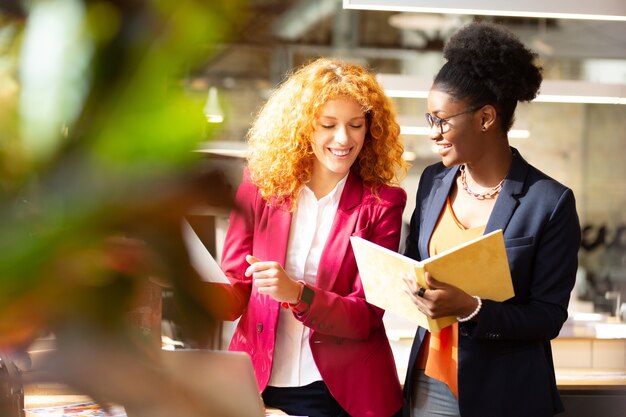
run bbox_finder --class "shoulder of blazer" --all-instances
[367,183,407,206]
[355,174,407,210]
[417,162,453,196]
[238,167,294,211]
[423,162,453,182]
[508,148,573,200]
[343,171,406,210]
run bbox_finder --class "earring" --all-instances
[481,126,487,131]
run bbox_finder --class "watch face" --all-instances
[301,285,315,304]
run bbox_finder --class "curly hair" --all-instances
[246,58,406,207]
[434,21,543,132]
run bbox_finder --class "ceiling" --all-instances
[194,0,626,89]
[186,0,626,149]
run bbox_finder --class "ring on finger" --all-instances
[417,287,426,298]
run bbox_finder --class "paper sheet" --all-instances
[181,218,229,283]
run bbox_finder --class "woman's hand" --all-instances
[403,272,478,319]
[245,255,301,304]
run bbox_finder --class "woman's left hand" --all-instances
[403,272,478,319]
[245,255,301,304]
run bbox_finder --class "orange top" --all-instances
[416,197,485,397]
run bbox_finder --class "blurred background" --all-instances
[196,0,626,322]
[1,1,625,416]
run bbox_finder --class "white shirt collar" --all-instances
[302,173,349,206]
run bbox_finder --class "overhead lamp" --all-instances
[273,0,339,40]
[203,86,224,123]
[402,150,417,161]
[377,74,626,105]
[343,0,626,22]
[377,74,431,98]
[195,140,247,158]
[398,118,530,139]
[533,80,626,104]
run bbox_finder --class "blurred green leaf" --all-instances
[0,0,244,350]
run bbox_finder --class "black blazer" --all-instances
[403,149,581,417]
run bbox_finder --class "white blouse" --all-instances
[267,175,348,387]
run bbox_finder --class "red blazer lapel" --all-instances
[316,172,363,290]
[263,202,292,266]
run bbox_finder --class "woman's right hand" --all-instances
[403,272,479,319]
[245,255,301,304]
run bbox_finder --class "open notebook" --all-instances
[352,229,514,332]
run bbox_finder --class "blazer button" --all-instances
[256,322,263,333]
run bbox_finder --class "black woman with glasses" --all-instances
[401,22,581,417]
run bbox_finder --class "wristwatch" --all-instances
[300,283,315,304]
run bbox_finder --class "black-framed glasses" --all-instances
[425,107,480,135]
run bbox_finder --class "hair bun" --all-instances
[443,22,542,102]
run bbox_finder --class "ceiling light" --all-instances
[274,0,339,40]
[400,124,530,139]
[388,12,461,32]
[402,150,417,161]
[536,80,626,104]
[377,74,626,105]
[203,86,224,123]
[195,140,247,158]
[343,0,626,22]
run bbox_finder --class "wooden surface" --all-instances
[24,393,290,416]
[555,368,626,390]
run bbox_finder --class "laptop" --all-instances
[159,349,266,417]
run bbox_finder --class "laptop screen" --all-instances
[158,349,265,417]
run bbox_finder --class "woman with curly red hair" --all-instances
[216,58,407,417]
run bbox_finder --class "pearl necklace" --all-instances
[459,164,505,200]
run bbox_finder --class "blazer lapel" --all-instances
[485,149,528,234]
[265,201,293,266]
[316,172,362,290]
[419,166,459,259]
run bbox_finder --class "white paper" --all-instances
[181,219,230,283]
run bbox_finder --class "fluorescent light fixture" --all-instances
[377,74,626,105]
[507,130,530,139]
[399,123,529,139]
[274,0,338,40]
[402,150,417,161]
[377,74,432,99]
[534,95,626,105]
[195,140,247,158]
[203,86,224,123]
[343,0,626,22]
[400,125,431,136]
[534,80,626,104]
[195,148,246,158]
[386,90,429,99]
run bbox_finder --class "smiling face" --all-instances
[310,97,367,184]
[427,88,483,167]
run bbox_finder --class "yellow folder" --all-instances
[351,229,514,332]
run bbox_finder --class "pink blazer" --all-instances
[217,170,406,417]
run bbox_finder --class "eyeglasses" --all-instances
[425,107,480,135]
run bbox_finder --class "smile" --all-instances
[329,148,351,156]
